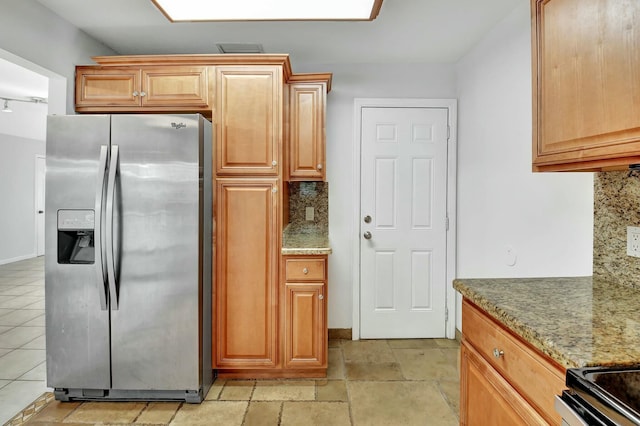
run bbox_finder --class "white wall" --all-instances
[0,0,116,114]
[0,133,45,263]
[295,63,457,328]
[454,4,593,327]
[0,1,116,263]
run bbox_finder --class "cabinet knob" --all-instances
[317,163,323,170]
[319,294,324,300]
[272,187,278,193]
[272,160,278,167]
[140,91,146,97]
[303,267,309,275]
[133,91,139,97]
[493,348,504,358]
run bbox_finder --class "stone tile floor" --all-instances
[1,257,461,425]
[0,257,48,425]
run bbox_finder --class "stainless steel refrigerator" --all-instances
[45,114,213,403]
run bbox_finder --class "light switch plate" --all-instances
[305,207,315,221]
[627,226,640,257]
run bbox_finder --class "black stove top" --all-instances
[566,366,640,425]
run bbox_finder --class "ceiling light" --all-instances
[2,100,11,113]
[152,0,383,21]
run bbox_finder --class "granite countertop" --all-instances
[454,277,640,369]
[281,223,332,255]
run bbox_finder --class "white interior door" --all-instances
[35,155,46,256]
[360,106,448,338]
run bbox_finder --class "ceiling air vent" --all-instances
[216,43,264,54]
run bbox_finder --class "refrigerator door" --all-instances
[109,114,205,391]
[45,115,112,389]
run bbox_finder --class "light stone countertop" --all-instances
[454,277,640,368]
[282,223,331,255]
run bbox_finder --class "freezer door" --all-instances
[109,114,206,390]
[45,115,112,389]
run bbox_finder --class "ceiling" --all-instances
[0,0,524,102]
[35,0,524,67]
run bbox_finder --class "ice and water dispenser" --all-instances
[57,210,95,264]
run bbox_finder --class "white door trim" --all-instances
[35,154,46,256]
[352,98,457,340]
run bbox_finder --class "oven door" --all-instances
[556,391,616,426]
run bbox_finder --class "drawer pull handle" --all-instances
[493,348,504,358]
[303,268,309,274]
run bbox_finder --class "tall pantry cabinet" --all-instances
[213,65,283,372]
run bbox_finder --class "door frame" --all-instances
[352,98,458,340]
[34,154,46,257]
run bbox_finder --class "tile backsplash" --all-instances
[593,171,640,289]
[287,182,328,228]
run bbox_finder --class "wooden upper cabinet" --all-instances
[215,66,282,176]
[288,82,326,181]
[75,65,211,112]
[141,67,210,108]
[215,178,279,369]
[532,0,640,171]
[76,67,140,107]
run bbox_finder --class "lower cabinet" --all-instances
[282,255,327,370]
[460,299,565,425]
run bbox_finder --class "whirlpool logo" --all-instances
[171,122,187,129]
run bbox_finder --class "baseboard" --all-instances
[0,253,37,266]
[328,328,352,340]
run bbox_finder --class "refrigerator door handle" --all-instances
[94,145,109,311]
[106,144,120,310]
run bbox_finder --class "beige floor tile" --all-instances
[205,378,226,400]
[134,401,181,424]
[170,401,247,426]
[438,380,460,419]
[393,348,459,380]
[27,399,81,422]
[0,310,43,327]
[342,340,395,363]
[252,381,315,401]
[326,348,344,379]
[220,380,255,400]
[386,339,441,349]
[315,380,348,401]
[0,326,45,349]
[349,381,457,426]
[0,349,46,380]
[243,401,281,426]
[345,362,405,380]
[64,401,146,424]
[435,338,461,348]
[281,402,350,426]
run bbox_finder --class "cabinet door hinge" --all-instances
[447,125,451,141]
[446,215,449,231]
[445,306,449,322]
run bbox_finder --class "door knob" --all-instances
[363,231,372,240]
[363,215,372,223]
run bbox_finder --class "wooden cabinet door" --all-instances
[141,66,210,108]
[215,178,279,369]
[532,0,640,171]
[283,283,326,368]
[76,67,141,107]
[215,66,282,176]
[460,341,547,426]
[288,83,326,180]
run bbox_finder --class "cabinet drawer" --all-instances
[285,258,326,281]
[462,300,565,425]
